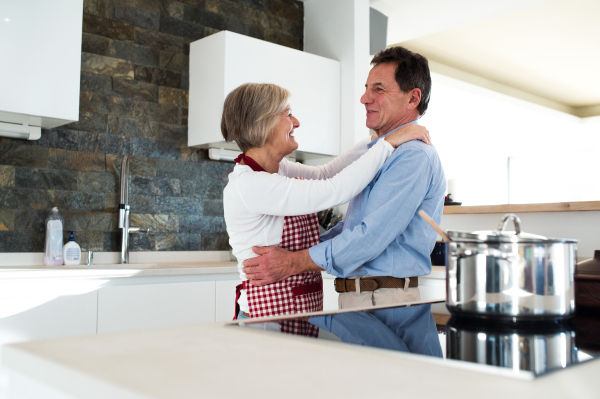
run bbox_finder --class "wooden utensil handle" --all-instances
[418,210,450,242]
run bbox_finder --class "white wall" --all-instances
[421,72,600,205]
[441,211,600,262]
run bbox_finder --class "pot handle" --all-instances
[496,213,521,235]
[454,247,515,260]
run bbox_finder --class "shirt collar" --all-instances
[367,119,420,149]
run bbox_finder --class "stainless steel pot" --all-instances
[446,214,578,320]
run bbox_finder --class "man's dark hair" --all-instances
[371,46,432,116]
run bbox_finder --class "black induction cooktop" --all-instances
[231,301,600,379]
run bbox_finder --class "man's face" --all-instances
[360,63,413,136]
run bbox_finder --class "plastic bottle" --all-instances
[62,231,81,265]
[44,207,64,266]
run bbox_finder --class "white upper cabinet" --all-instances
[0,0,83,139]
[188,31,341,157]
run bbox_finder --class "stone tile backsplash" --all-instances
[0,0,303,253]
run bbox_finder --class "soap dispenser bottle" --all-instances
[44,207,64,266]
[63,231,82,265]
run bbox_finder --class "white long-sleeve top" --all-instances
[223,137,393,313]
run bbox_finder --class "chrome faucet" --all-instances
[119,155,149,263]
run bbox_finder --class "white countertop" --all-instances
[3,318,598,399]
[0,262,239,280]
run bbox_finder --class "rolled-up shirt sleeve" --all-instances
[308,145,433,277]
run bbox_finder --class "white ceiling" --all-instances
[370,0,600,117]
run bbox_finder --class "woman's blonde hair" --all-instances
[221,83,290,153]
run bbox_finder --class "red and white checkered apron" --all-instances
[233,154,324,338]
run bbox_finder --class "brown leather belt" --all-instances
[334,276,418,293]
[242,312,251,318]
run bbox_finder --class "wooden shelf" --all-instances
[443,201,600,215]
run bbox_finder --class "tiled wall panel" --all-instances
[0,0,303,252]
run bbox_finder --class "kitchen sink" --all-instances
[63,263,163,270]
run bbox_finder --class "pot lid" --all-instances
[447,214,578,244]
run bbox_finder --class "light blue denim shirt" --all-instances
[308,120,446,278]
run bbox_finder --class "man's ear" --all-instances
[407,88,422,111]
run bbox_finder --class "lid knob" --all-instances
[497,213,521,235]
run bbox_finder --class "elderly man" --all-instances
[243,46,446,310]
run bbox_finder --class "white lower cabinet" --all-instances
[0,292,97,349]
[215,279,242,322]
[97,281,216,334]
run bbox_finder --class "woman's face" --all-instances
[265,105,300,156]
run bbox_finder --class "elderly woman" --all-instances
[222,83,430,336]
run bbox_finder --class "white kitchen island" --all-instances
[2,314,599,399]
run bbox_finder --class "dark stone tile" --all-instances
[230,0,264,11]
[0,209,14,231]
[131,44,161,66]
[83,14,135,41]
[201,161,234,184]
[179,0,207,8]
[43,129,80,151]
[112,97,180,125]
[82,33,111,56]
[74,211,113,231]
[0,141,48,168]
[48,148,105,172]
[14,209,46,234]
[225,16,248,35]
[247,23,265,40]
[159,51,189,72]
[201,232,229,250]
[158,87,188,108]
[0,188,51,210]
[264,28,299,50]
[147,121,187,142]
[74,230,104,252]
[106,155,158,177]
[202,199,223,216]
[0,231,43,252]
[281,18,302,38]
[265,0,302,22]
[155,195,201,214]
[0,165,15,187]
[63,112,108,134]
[80,92,113,114]
[48,190,106,211]
[84,0,113,18]
[184,5,226,30]
[15,168,78,190]
[179,215,226,234]
[129,193,157,213]
[107,39,132,60]
[104,231,120,251]
[167,1,184,18]
[77,171,118,193]
[112,77,159,102]
[131,138,181,160]
[80,71,113,95]
[179,145,204,163]
[156,159,195,180]
[114,0,173,15]
[134,65,182,89]
[114,2,160,30]
[134,26,190,53]
[130,213,178,232]
[78,132,131,155]
[193,178,225,200]
[130,232,155,250]
[130,176,182,196]
[81,53,135,79]
[181,72,189,90]
[155,233,201,250]
[159,15,205,41]
[107,115,144,137]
